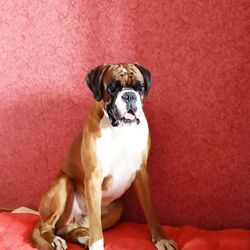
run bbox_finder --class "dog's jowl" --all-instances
[31,63,178,250]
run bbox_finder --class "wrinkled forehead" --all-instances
[103,64,144,86]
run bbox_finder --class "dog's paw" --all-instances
[153,238,178,250]
[89,239,104,250]
[77,235,89,247]
[51,236,67,250]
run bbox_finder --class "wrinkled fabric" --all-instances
[0,213,250,250]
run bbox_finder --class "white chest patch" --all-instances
[96,112,149,205]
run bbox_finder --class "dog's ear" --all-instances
[85,64,110,101]
[134,64,152,96]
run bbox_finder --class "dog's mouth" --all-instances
[121,109,140,125]
[109,109,140,127]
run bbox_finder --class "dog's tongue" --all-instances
[124,111,135,120]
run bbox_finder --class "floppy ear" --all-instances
[134,64,152,96]
[85,64,110,101]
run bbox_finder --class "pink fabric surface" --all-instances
[0,213,250,250]
[0,1,250,229]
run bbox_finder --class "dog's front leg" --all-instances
[134,166,178,250]
[85,170,104,250]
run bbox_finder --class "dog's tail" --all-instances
[31,222,53,250]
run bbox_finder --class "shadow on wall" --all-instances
[0,91,91,210]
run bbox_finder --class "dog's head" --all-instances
[86,63,151,127]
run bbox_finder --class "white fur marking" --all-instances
[122,68,128,73]
[96,111,148,205]
[51,236,67,250]
[89,239,104,250]
[154,239,178,250]
[115,89,142,118]
[78,236,89,245]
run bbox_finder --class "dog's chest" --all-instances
[96,116,149,205]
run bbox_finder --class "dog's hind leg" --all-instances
[63,227,89,247]
[60,199,123,248]
[101,199,123,230]
[32,173,73,250]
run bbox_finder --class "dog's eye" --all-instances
[134,81,145,94]
[107,80,122,96]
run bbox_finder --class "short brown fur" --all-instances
[31,64,178,250]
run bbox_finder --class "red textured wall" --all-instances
[0,1,249,229]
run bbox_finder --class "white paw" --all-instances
[154,239,178,250]
[89,238,104,250]
[51,236,67,250]
[78,235,89,246]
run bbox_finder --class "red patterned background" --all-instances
[0,0,249,229]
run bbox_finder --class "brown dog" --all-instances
[31,63,178,250]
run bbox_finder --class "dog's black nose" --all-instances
[122,92,137,103]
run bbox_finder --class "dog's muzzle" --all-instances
[106,88,141,127]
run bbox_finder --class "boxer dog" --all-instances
[31,63,178,250]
